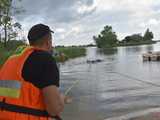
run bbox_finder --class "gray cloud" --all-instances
[11,0,160,45]
[13,0,96,23]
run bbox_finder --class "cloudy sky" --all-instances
[13,0,160,46]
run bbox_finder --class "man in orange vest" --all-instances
[0,24,69,120]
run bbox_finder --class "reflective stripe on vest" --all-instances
[0,80,21,98]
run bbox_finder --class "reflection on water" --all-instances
[124,46,142,53]
[97,48,118,55]
[145,45,153,52]
[60,43,160,120]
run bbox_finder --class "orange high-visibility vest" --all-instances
[0,46,58,120]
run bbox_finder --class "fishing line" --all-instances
[108,71,160,88]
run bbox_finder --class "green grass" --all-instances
[0,41,87,66]
[54,46,86,62]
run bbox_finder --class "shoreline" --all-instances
[117,41,157,47]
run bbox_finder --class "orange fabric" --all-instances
[0,46,50,120]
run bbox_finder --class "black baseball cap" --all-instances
[28,24,54,43]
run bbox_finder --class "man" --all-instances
[0,24,68,120]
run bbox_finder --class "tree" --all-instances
[130,34,143,42]
[122,34,143,43]
[122,36,132,43]
[93,25,118,48]
[143,28,154,41]
[0,0,22,47]
[8,22,22,41]
[0,0,8,42]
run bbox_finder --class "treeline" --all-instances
[56,44,96,48]
[119,28,154,46]
[93,25,155,48]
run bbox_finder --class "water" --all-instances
[60,43,160,120]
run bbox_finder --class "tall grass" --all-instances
[54,46,86,62]
[0,41,87,66]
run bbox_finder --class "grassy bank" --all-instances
[54,46,86,62]
[0,41,86,67]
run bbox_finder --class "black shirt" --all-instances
[22,50,59,89]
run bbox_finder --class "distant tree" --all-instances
[122,36,132,43]
[130,34,143,42]
[93,25,118,48]
[86,43,95,47]
[143,28,154,41]
[122,33,143,43]
[8,22,22,41]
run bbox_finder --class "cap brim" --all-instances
[50,30,54,34]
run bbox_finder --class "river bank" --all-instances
[54,46,86,62]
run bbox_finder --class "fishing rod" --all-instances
[108,71,160,88]
[53,80,79,120]
[64,80,79,96]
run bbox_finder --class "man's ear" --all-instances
[46,39,50,47]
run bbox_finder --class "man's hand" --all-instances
[61,94,72,104]
[64,96,72,104]
[42,86,64,116]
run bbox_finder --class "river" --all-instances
[60,43,160,120]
